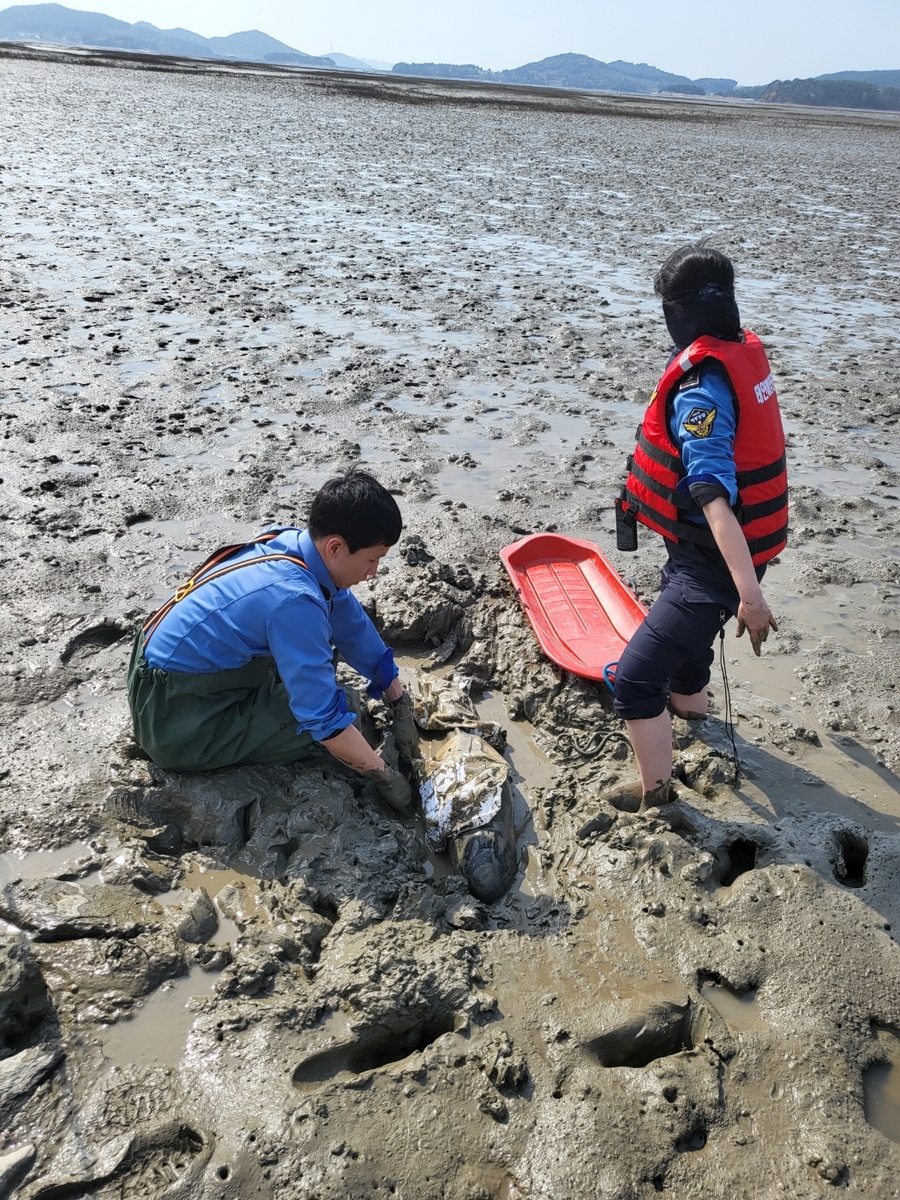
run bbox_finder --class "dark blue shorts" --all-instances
[613,572,732,721]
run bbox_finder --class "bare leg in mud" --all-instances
[624,712,675,803]
[669,688,709,719]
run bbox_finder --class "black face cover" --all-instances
[662,283,741,350]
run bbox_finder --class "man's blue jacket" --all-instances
[143,528,397,742]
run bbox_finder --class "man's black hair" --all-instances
[654,243,735,300]
[308,468,403,552]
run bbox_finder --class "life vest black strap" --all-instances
[738,488,789,525]
[745,522,789,555]
[636,428,684,476]
[625,490,788,558]
[632,462,787,528]
[737,452,786,488]
[627,459,699,513]
[638,429,784,492]
[624,488,717,549]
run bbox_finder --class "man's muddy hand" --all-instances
[363,765,414,813]
[388,691,420,764]
[736,595,778,656]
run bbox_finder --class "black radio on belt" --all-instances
[615,493,638,552]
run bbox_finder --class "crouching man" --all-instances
[127,468,416,811]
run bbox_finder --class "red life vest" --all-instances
[622,332,788,566]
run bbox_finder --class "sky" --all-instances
[38,0,900,84]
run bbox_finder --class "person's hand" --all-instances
[363,765,414,813]
[736,593,778,656]
[377,729,400,772]
[388,692,420,765]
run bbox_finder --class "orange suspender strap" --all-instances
[141,532,308,646]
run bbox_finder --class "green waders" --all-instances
[127,632,316,772]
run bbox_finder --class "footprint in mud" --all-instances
[831,829,868,888]
[293,1011,458,1090]
[60,620,132,665]
[715,838,761,888]
[585,998,693,1069]
[864,1024,900,1145]
[29,1121,211,1199]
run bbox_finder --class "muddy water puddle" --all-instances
[864,1028,900,1145]
[157,879,240,948]
[726,567,900,831]
[158,450,244,472]
[739,277,897,359]
[475,691,559,921]
[784,421,900,502]
[865,1061,900,1145]
[700,982,762,1033]
[181,862,268,930]
[476,694,555,787]
[728,690,900,832]
[118,359,162,380]
[123,516,260,579]
[48,690,111,716]
[99,867,262,1069]
[99,966,218,1069]
[487,910,686,1069]
[0,841,97,888]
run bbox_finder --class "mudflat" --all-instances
[2,48,900,1200]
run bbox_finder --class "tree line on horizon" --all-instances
[392,56,900,112]
[736,77,900,111]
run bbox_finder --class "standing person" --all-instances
[614,245,788,807]
[128,468,418,811]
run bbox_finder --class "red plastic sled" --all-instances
[500,533,647,682]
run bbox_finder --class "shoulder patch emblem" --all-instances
[683,407,717,439]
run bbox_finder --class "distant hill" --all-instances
[816,69,900,89]
[356,56,393,71]
[392,53,722,95]
[694,76,737,93]
[498,53,694,92]
[732,76,900,110]
[757,77,900,111]
[660,81,705,96]
[325,51,388,72]
[205,30,310,60]
[130,21,206,53]
[392,61,491,81]
[0,3,333,64]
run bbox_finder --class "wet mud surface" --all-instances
[2,50,900,1199]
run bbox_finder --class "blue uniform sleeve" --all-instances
[329,589,399,697]
[669,366,739,506]
[265,592,356,743]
